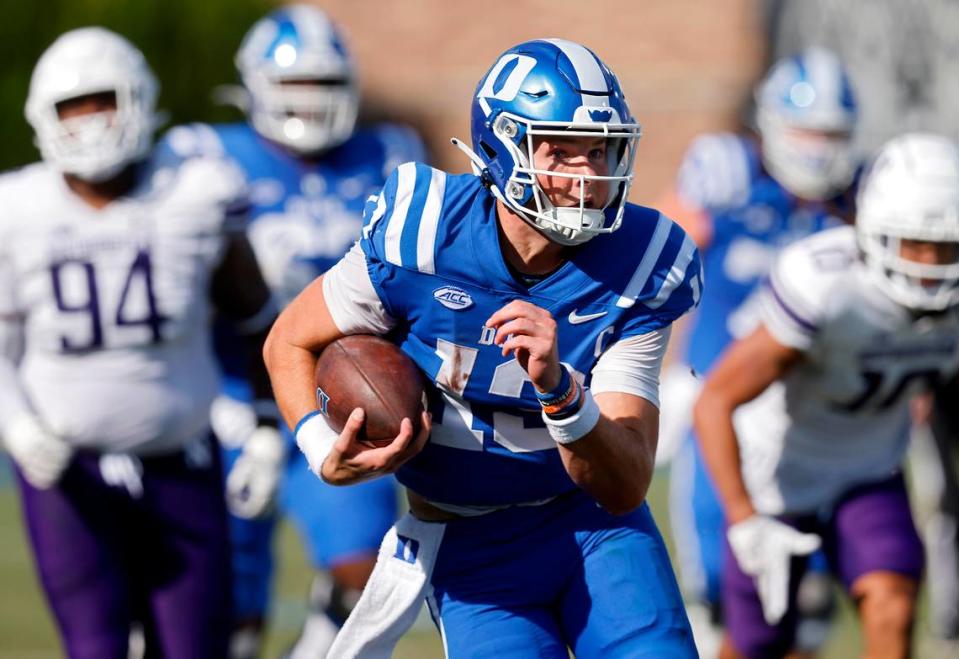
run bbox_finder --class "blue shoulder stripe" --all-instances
[362,167,401,257]
[377,162,447,273]
[383,162,417,265]
[398,164,435,268]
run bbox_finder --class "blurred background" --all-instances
[1,0,957,657]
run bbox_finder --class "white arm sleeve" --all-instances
[321,242,396,335]
[589,327,671,409]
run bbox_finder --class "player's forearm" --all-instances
[559,414,655,516]
[693,390,755,524]
[263,330,319,431]
[263,275,348,430]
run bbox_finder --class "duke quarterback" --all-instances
[266,38,702,657]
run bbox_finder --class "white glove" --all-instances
[226,426,286,519]
[3,414,74,489]
[210,394,257,450]
[727,515,822,625]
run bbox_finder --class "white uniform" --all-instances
[738,225,959,514]
[0,147,247,454]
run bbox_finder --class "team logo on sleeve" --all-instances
[433,286,474,310]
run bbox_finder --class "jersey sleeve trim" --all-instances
[766,276,818,334]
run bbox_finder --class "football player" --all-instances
[164,5,426,658]
[694,132,959,658]
[0,28,278,658]
[656,47,858,656]
[265,39,702,656]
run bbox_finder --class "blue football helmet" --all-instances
[755,47,858,200]
[454,39,642,245]
[236,4,358,154]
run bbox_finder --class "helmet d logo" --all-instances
[588,109,613,122]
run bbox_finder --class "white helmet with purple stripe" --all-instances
[455,38,642,246]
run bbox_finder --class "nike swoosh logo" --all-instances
[568,310,608,324]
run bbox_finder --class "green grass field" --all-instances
[0,463,952,658]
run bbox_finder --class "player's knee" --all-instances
[854,573,918,636]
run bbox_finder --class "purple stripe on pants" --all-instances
[14,437,232,659]
[723,473,924,658]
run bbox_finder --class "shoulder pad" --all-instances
[676,132,758,210]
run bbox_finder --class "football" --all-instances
[313,335,426,447]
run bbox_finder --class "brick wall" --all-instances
[312,0,765,200]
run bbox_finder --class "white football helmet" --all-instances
[236,4,358,154]
[755,48,858,201]
[25,27,159,182]
[857,133,959,311]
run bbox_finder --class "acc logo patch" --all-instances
[433,286,474,310]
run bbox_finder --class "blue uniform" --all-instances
[668,133,843,608]
[165,121,425,619]
[354,162,701,656]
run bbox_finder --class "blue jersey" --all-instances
[162,121,425,394]
[677,133,842,375]
[358,163,702,506]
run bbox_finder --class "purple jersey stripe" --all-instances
[767,278,818,334]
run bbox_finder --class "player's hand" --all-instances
[210,394,257,450]
[485,300,562,393]
[321,408,431,486]
[4,414,74,489]
[727,515,821,624]
[226,426,286,518]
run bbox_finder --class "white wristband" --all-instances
[542,388,601,445]
[294,411,339,476]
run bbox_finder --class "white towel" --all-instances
[328,512,447,658]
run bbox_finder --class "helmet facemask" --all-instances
[757,110,856,201]
[859,224,959,312]
[754,47,858,201]
[25,29,159,183]
[244,70,358,155]
[488,111,641,246]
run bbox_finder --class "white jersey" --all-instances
[0,146,246,454]
[737,225,959,514]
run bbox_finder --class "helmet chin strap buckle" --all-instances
[450,137,490,179]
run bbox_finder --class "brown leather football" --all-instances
[313,335,425,447]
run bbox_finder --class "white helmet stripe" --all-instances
[288,5,332,43]
[544,38,609,108]
[806,51,841,114]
